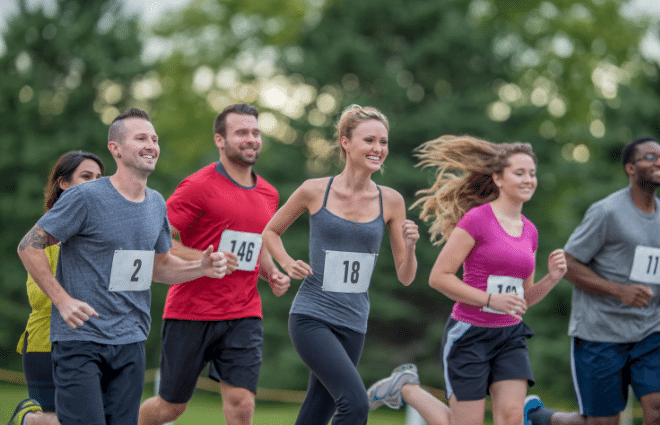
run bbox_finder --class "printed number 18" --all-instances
[343,261,360,284]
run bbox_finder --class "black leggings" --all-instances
[288,314,369,425]
[22,332,56,412]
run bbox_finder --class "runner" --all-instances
[526,137,660,425]
[138,103,289,425]
[262,104,420,425]
[373,135,566,425]
[17,108,227,425]
[9,151,104,425]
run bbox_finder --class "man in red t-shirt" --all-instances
[138,103,290,425]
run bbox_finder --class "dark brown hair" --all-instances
[213,103,259,138]
[44,151,105,211]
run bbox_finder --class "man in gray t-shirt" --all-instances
[17,108,228,425]
[526,137,660,425]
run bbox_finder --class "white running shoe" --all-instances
[367,363,420,410]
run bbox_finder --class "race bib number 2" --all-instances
[483,275,524,314]
[322,250,377,293]
[218,229,262,271]
[629,245,660,285]
[108,250,155,292]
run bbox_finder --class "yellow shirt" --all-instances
[16,244,59,353]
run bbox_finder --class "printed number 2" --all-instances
[131,259,142,282]
[229,240,255,262]
[343,261,360,284]
[496,284,517,294]
[647,255,660,275]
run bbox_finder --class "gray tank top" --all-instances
[289,176,386,334]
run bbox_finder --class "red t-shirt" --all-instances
[163,162,279,320]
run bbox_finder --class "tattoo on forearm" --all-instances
[18,225,58,251]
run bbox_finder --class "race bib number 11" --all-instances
[218,229,262,271]
[629,245,660,285]
[108,250,155,292]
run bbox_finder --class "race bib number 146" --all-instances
[218,229,262,272]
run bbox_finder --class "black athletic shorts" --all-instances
[441,318,534,401]
[158,317,263,403]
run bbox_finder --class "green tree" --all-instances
[0,0,149,368]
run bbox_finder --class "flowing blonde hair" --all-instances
[335,104,389,161]
[412,135,536,245]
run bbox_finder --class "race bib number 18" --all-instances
[322,250,376,293]
[483,275,524,314]
[108,250,155,292]
[629,245,660,285]
[218,229,262,271]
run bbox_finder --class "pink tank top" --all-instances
[450,203,538,327]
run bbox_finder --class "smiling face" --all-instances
[216,113,262,167]
[493,153,537,203]
[111,117,160,176]
[626,141,660,189]
[59,159,104,190]
[342,119,389,172]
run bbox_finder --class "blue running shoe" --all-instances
[524,394,544,425]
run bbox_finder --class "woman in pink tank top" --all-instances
[367,135,567,425]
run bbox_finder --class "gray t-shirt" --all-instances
[564,186,660,343]
[37,177,172,345]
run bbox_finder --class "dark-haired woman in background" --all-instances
[9,151,104,425]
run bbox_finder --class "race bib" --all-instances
[629,245,660,285]
[322,250,377,293]
[108,250,155,292]
[483,275,524,314]
[218,229,262,271]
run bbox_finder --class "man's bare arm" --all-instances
[17,224,98,328]
[18,224,59,251]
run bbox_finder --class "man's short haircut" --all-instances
[108,108,151,144]
[621,137,659,170]
[213,104,258,138]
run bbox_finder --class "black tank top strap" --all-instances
[322,176,335,208]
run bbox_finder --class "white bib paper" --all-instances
[322,250,376,293]
[483,275,524,314]
[629,245,660,285]
[108,250,155,292]
[218,229,262,272]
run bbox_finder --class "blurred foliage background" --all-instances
[2,0,660,409]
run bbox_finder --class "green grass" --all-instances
[1,382,408,424]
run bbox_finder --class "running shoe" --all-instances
[7,398,42,425]
[367,363,420,410]
[524,394,544,425]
